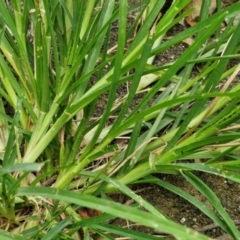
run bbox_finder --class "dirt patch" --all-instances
[110,172,240,239]
[142,173,240,238]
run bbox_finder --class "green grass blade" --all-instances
[93,223,164,240]
[79,0,127,160]
[182,172,240,239]
[137,176,231,234]
[80,170,166,219]
[173,163,240,184]
[17,187,210,240]
[0,163,45,176]
[0,229,26,240]
[42,217,72,240]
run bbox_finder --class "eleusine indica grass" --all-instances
[0,0,240,239]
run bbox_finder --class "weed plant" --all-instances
[0,0,240,239]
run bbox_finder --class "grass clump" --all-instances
[0,0,240,239]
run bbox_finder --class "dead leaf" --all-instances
[78,208,103,239]
[182,37,194,46]
[78,208,102,218]
[184,0,216,26]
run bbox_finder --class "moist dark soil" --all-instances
[112,173,240,240]
[107,2,240,240]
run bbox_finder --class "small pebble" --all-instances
[226,179,235,185]
[192,218,197,222]
[180,218,186,223]
[192,224,199,229]
[221,199,228,207]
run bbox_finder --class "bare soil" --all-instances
[112,173,240,239]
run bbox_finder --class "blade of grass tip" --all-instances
[41,217,72,240]
[181,171,240,239]
[22,226,42,239]
[17,187,211,240]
